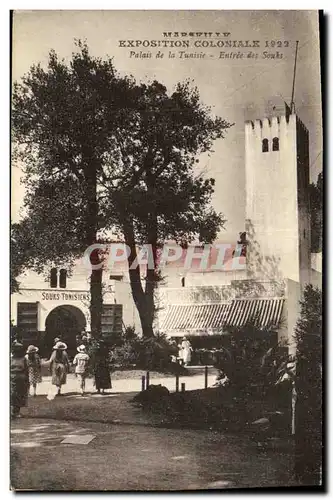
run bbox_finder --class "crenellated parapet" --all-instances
[245,113,297,142]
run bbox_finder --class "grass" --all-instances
[134,386,292,436]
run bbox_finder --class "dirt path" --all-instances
[11,391,296,491]
[11,416,296,491]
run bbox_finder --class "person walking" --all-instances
[181,337,193,367]
[73,345,90,396]
[177,342,184,365]
[25,345,42,397]
[11,342,29,418]
[92,340,112,394]
[49,341,69,396]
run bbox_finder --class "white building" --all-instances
[11,102,322,354]
[158,104,321,353]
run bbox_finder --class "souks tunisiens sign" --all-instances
[41,291,90,301]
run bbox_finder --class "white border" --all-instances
[2,4,330,499]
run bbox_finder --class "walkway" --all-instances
[11,420,296,490]
[10,387,297,491]
[35,370,217,396]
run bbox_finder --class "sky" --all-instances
[11,10,322,243]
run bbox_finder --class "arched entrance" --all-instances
[44,305,87,357]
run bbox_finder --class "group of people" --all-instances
[170,336,193,367]
[10,336,112,418]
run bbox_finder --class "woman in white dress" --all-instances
[181,337,193,367]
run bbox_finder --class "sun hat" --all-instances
[26,345,39,354]
[53,337,61,343]
[53,341,67,350]
[12,341,23,349]
[77,344,86,353]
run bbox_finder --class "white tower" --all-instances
[245,106,311,287]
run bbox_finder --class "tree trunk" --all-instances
[145,215,158,334]
[85,158,103,338]
[89,253,103,338]
[124,220,154,338]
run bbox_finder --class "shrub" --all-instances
[110,329,178,371]
[221,316,279,392]
[294,284,322,484]
[133,384,170,408]
[111,339,142,368]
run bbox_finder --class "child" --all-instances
[25,345,42,396]
[73,345,90,396]
[11,343,29,418]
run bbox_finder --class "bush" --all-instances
[294,284,322,484]
[221,317,279,392]
[111,339,142,368]
[133,384,170,408]
[110,329,178,371]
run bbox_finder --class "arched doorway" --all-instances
[44,305,87,357]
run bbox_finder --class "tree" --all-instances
[99,79,232,336]
[294,284,322,485]
[12,40,232,338]
[12,40,133,336]
[309,172,323,253]
[11,223,27,294]
[222,316,280,392]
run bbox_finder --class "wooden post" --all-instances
[181,383,185,393]
[175,374,179,393]
[141,375,146,392]
[205,365,208,389]
[146,371,150,389]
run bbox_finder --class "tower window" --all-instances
[50,268,58,288]
[181,277,185,287]
[273,137,279,151]
[262,138,269,153]
[59,269,67,288]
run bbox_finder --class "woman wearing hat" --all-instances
[11,342,29,418]
[25,345,42,397]
[73,345,90,396]
[49,341,70,396]
[181,336,193,367]
[92,340,112,394]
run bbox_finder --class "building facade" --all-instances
[11,104,321,355]
[157,105,321,354]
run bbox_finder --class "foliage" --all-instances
[216,315,288,395]
[12,40,232,337]
[309,172,323,253]
[12,40,128,333]
[122,325,138,342]
[133,384,170,410]
[11,224,27,293]
[294,284,322,393]
[110,330,181,371]
[100,79,232,337]
[294,284,322,484]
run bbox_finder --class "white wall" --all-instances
[310,269,322,290]
[311,253,322,274]
[12,259,127,331]
[285,278,301,357]
[245,115,300,283]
